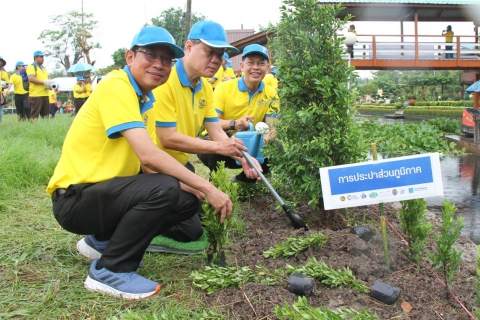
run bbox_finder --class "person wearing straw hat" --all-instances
[47,26,233,300]
[8,61,31,120]
[198,44,280,183]
[152,20,261,244]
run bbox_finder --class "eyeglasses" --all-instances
[133,49,176,67]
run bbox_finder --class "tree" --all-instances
[112,48,127,67]
[38,11,101,72]
[150,7,206,48]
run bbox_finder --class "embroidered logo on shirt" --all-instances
[198,99,207,109]
[257,99,265,107]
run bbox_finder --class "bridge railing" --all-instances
[345,35,480,61]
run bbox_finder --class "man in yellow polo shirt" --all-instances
[73,75,87,115]
[152,21,260,242]
[442,25,454,59]
[198,44,280,183]
[47,26,233,300]
[8,61,30,120]
[49,87,59,118]
[27,50,50,119]
[0,56,12,122]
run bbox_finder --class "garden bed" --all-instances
[203,195,477,319]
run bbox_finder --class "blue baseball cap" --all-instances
[15,61,26,67]
[0,56,6,66]
[97,75,102,79]
[242,44,269,61]
[130,26,184,59]
[76,75,84,81]
[34,50,44,57]
[226,60,232,68]
[188,21,239,53]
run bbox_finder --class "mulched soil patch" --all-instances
[203,194,478,319]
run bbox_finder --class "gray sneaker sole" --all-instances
[84,276,160,300]
[77,238,102,260]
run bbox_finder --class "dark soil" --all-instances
[204,195,478,319]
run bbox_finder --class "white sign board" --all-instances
[320,153,443,210]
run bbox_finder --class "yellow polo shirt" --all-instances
[445,30,454,43]
[0,70,9,94]
[26,63,49,97]
[263,74,278,89]
[49,90,57,104]
[85,83,93,97]
[214,77,279,134]
[208,66,224,90]
[46,66,157,195]
[73,83,86,98]
[10,73,28,95]
[224,67,236,79]
[153,59,218,165]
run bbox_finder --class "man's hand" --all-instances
[215,137,248,158]
[235,116,255,131]
[222,76,232,82]
[204,187,233,223]
[239,156,262,180]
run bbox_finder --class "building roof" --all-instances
[316,1,480,22]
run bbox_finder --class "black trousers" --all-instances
[446,45,453,59]
[14,93,30,120]
[52,173,198,272]
[74,98,86,114]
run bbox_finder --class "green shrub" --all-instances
[399,199,431,262]
[428,199,464,298]
[266,0,366,209]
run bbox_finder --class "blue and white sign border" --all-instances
[320,153,443,210]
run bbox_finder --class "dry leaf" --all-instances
[401,300,413,313]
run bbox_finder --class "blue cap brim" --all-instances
[199,39,239,53]
[133,41,185,59]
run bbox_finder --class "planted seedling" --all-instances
[428,199,464,298]
[202,162,239,266]
[263,232,328,258]
[286,258,369,293]
[399,198,432,262]
[275,297,379,320]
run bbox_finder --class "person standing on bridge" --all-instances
[442,25,454,59]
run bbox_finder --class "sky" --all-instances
[2,0,478,78]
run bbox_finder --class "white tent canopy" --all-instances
[52,77,99,92]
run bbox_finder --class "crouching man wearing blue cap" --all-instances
[47,26,233,300]
[151,21,261,245]
[198,44,281,183]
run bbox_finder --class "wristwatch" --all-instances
[229,119,236,130]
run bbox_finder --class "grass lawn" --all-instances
[0,114,232,319]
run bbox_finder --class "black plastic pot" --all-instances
[370,280,401,305]
[287,272,316,296]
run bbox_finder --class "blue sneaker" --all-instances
[77,235,108,260]
[84,259,160,300]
